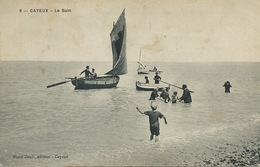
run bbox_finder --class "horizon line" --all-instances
[0,60,259,63]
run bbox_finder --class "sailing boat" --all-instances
[137,49,162,74]
[71,9,127,89]
[137,49,149,74]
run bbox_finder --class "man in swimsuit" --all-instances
[136,102,167,142]
[149,88,159,100]
[223,81,232,93]
[80,66,93,80]
[91,68,97,80]
[153,72,161,84]
[179,84,192,103]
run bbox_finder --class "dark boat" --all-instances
[72,75,120,89]
[72,9,127,90]
[136,81,170,91]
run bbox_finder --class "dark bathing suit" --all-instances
[149,90,158,100]
[144,111,164,136]
[154,75,161,84]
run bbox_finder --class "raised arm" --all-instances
[80,70,84,75]
[136,107,144,114]
[163,116,167,125]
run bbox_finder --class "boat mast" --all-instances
[138,48,142,69]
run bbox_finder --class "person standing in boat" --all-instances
[149,88,159,100]
[223,81,232,93]
[153,72,161,84]
[145,76,149,84]
[136,102,167,142]
[179,84,192,103]
[91,68,97,80]
[80,66,93,80]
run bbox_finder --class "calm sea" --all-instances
[0,61,259,166]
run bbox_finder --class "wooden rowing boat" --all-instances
[135,81,170,91]
[72,9,127,90]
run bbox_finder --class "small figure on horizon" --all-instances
[149,88,159,100]
[80,66,93,80]
[91,68,97,80]
[179,84,192,103]
[136,102,167,143]
[171,91,178,104]
[223,81,232,93]
[153,66,158,71]
[153,72,161,84]
[145,76,149,84]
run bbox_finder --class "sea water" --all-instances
[0,61,259,166]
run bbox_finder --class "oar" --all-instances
[160,80,195,93]
[47,75,83,88]
[65,77,75,79]
[47,80,72,88]
[65,75,81,80]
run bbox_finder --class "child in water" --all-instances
[145,76,149,84]
[160,88,170,103]
[171,91,178,103]
[136,102,167,142]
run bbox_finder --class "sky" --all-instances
[0,0,259,62]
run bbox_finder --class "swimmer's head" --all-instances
[150,101,158,110]
[182,84,187,89]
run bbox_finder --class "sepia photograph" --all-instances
[0,0,259,166]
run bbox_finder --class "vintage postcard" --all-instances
[0,0,259,166]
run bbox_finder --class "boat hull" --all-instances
[149,70,163,74]
[137,70,150,74]
[72,76,120,89]
[137,69,162,74]
[136,81,170,91]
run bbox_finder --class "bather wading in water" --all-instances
[136,102,167,142]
